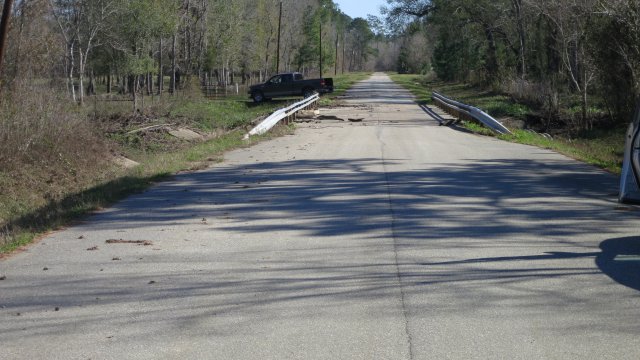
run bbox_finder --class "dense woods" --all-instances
[0,0,383,106]
[383,0,640,129]
[3,0,639,149]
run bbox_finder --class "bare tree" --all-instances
[533,0,597,127]
[49,0,118,104]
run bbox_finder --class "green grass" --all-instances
[389,73,626,174]
[498,128,625,173]
[0,232,35,254]
[389,73,532,119]
[170,99,278,131]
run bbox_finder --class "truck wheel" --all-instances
[252,91,265,103]
[303,88,317,98]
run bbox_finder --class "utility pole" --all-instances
[319,21,322,78]
[334,31,339,76]
[342,32,346,74]
[276,1,282,73]
[0,0,15,82]
[158,38,163,96]
[171,33,176,95]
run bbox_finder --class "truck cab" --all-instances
[249,72,333,103]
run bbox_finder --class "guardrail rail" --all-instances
[243,94,320,139]
[432,91,512,135]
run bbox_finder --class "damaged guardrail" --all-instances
[244,94,320,139]
[432,91,512,135]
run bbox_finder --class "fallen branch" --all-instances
[126,124,173,135]
[106,239,153,246]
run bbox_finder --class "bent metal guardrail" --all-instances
[243,93,320,140]
[432,91,512,135]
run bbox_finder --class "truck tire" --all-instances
[252,91,265,103]
[303,88,317,98]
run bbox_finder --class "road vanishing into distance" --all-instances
[1,73,639,359]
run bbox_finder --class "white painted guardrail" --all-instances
[244,94,320,139]
[432,91,512,135]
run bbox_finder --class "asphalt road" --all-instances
[1,73,639,359]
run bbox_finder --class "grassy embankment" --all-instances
[0,72,370,254]
[389,73,626,174]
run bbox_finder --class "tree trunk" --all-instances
[0,0,15,83]
[9,0,24,86]
[483,26,499,81]
[131,75,138,112]
[78,49,85,105]
[171,33,177,94]
[68,43,76,103]
[582,88,588,129]
[107,67,112,94]
[87,70,95,96]
[158,38,163,96]
[512,0,526,78]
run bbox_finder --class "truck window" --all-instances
[268,76,282,85]
[281,74,293,83]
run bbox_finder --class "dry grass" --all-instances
[0,83,120,243]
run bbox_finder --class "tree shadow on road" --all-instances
[1,156,639,340]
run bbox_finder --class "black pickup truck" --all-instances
[249,72,333,103]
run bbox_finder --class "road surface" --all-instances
[1,73,639,359]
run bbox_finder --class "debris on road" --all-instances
[106,239,153,246]
[317,115,344,121]
[87,246,99,251]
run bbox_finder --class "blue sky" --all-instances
[334,0,386,19]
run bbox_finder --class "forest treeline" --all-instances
[384,0,640,129]
[0,0,385,107]
[2,1,639,127]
